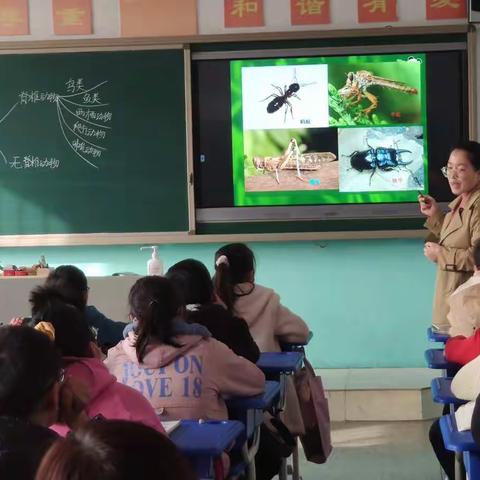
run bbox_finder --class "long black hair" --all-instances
[29,286,93,358]
[128,277,181,363]
[0,326,62,418]
[44,265,89,311]
[166,259,214,306]
[213,243,255,312]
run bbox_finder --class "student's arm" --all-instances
[451,356,480,401]
[210,339,265,398]
[445,331,480,365]
[85,306,126,348]
[230,316,261,363]
[274,294,310,344]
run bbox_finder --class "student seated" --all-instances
[44,265,125,349]
[213,243,309,433]
[105,276,265,420]
[213,243,310,353]
[166,258,260,363]
[0,326,87,480]
[430,355,480,479]
[28,287,164,436]
[446,242,480,338]
[36,420,195,480]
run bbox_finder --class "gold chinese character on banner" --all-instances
[0,8,22,26]
[430,0,460,8]
[231,0,258,17]
[362,0,387,13]
[296,0,326,15]
[57,8,85,26]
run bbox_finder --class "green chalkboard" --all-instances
[0,48,188,235]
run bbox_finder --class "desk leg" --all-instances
[279,458,287,480]
[454,452,466,480]
[292,441,300,480]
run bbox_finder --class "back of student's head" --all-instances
[214,243,255,312]
[29,286,93,358]
[35,419,196,480]
[474,242,480,269]
[128,276,181,363]
[166,259,214,306]
[0,326,62,418]
[44,265,89,311]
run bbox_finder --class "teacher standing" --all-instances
[420,141,480,332]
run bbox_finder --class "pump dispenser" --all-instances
[140,246,163,276]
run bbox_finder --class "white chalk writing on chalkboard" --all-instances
[8,155,60,170]
[5,78,112,170]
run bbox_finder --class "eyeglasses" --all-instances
[441,166,470,178]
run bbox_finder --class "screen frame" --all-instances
[193,40,469,223]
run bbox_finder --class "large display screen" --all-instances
[192,47,467,219]
[231,54,427,207]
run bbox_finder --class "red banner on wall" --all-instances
[358,0,397,23]
[0,0,28,36]
[426,0,467,20]
[120,0,197,37]
[224,0,264,28]
[53,0,92,35]
[290,0,331,25]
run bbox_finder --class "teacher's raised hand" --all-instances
[419,194,439,217]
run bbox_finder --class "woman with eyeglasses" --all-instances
[419,141,480,332]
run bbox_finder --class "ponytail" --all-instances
[213,260,235,313]
[213,243,255,313]
[128,277,181,363]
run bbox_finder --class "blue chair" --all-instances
[439,414,480,480]
[226,381,281,480]
[170,419,245,480]
[425,348,461,377]
[430,378,468,407]
[427,326,450,344]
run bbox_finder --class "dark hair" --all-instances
[451,141,480,171]
[29,286,93,358]
[166,259,214,306]
[0,326,62,418]
[44,265,89,311]
[128,277,181,363]
[213,243,255,312]
[35,420,196,480]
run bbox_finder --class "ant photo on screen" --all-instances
[260,69,315,122]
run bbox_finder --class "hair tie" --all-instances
[215,255,229,268]
[34,321,56,341]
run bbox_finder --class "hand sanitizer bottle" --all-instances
[140,246,163,276]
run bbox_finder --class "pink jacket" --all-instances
[51,357,164,436]
[105,334,265,421]
[234,283,310,435]
[234,283,310,352]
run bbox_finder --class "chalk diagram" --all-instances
[0,79,111,170]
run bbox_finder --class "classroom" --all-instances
[0,0,478,479]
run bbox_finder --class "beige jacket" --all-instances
[234,283,310,435]
[425,190,480,331]
[448,274,480,337]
